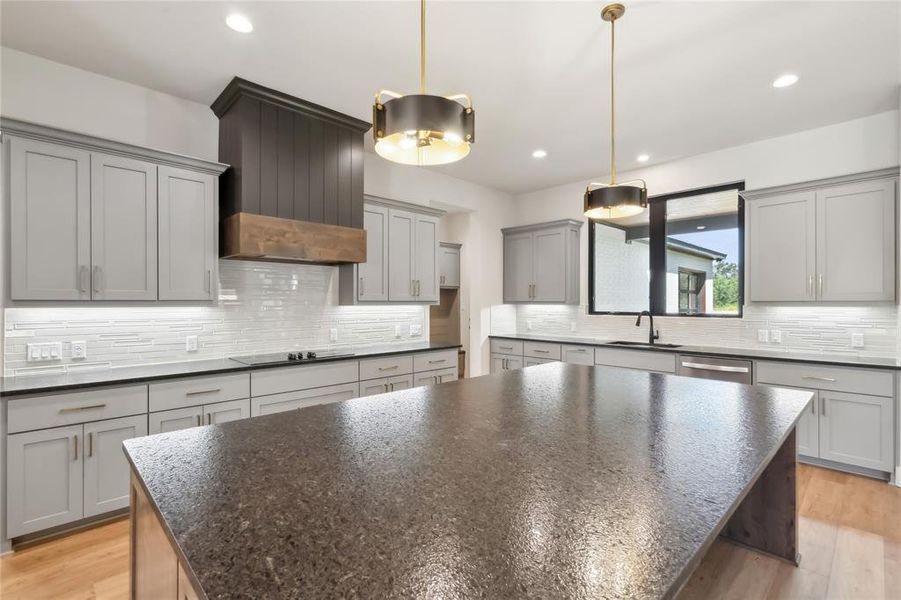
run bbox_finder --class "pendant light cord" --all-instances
[609,15,616,185]
[420,0,426,94]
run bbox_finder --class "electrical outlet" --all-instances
[26,342,62,362]
[757,329,768,343]
[394,325,402,338]
[526,320,533,331]
[330,328,339,342]
[186,336,199,352]
[71,341,87,359]
[851,333,864,348]
[770,330,782,344]
[410,323,423,337]
[570,321,577,332]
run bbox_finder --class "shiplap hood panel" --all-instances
[212,77,371,264]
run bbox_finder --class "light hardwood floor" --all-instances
[0,465,898,599]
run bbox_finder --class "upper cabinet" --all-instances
[339,197,443,305]
[502,220,582,304]
[439,242,462,288]
[3,118,227,302]
[746,170,897,303]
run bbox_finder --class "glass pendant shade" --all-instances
[373,93,474,166]
[584,183,648,219]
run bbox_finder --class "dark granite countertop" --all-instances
[124,363,811,599]
[0,341,461,398]
[490,333,901,370]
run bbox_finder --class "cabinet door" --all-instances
[387,374,413,392]
[816,179,895,301]
[91,154,158,300]
[532,228,567,302]
[203,399,250,425]
[84,415,147,518]
[414,214,439,302]
[358,204,389,301]
[7,424,83,537]
[819,391,893,471]
[388,209,416,301]
[490,353,507,375]
[251,383,359,416]
[562,345,595,366]
[503,232,533,302]
[414,371,441,387]
[9,137,91,300]
[795,391,819,459]
[524,357,556,367]
[360,378,390,397]
[490,353,523,373]
[158,166,216,301]
[748,191,816,301]
[149,407,202,434]
[439,245,461,288]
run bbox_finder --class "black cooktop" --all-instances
[229,351,354,366]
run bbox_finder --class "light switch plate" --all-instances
[71,341,87,359]
[26,342,62,362]
[757,329,768,343]
[394,325,401,338]
[330,328,339,342]
[851,333,864,348]
[770,330,782,344]
[526,320,533,331]
[186,336,199,352]
[570,321,577,332]
[410,324,423,336]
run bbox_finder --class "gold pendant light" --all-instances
[584,3,647,219]
[373,0,475,166]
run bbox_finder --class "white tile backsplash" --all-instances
[4,261,428,376]
[491,304,899,359]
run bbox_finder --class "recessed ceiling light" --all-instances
[636,154,650,162]
[772,74,798,88]
[532,149,547,159]
[226,14,253,33]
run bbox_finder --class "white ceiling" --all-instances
[1,1,898,194]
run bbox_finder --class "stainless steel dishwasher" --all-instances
[677,355,752,384]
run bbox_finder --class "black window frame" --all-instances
[587,181,745,318]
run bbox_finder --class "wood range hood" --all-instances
[212,77,372,264]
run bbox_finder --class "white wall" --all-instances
[0,48,218,160]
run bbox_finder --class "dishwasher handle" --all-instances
[680,361,750,374]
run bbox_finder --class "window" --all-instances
[589,182,744,317]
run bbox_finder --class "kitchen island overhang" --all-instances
[124,363,812,600]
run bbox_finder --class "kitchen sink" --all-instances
[608,340,682,349]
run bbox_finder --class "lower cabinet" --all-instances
[561,345,595,366]
[795,392,820,459]
[251,383,359,417]
[149,399,251,434]
[818,391,893,471]
[524,357,557,367]
[490,353,524,374]
[414,367,457,387]
[7,415,147,537]
[361,374,413,396]
[205,398,251,425]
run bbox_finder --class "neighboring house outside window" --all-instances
[665,238,724,315]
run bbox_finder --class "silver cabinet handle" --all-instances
[88,432,94,457]
[502,358,508,369]
[73,435,79,461]
[383,383,389,393]
[186,388,221,396]
[196,414,202,426]
[79,265,89,294]
[428,359,446,364]
[802,375,836,382]
[533,349,550,354]
[359,276,364,297]
[207,413,213,425]
[821,399,826,416]
[93,265,101,294]
[59,403,107,414]
[808,274,814,297]
[417,280,421,296]
[817,274,823,298]
[810,398,816,415]
[433,375,439,384]
[379,365,399,371]
[206,269,212,293]
[411,280,415,296]
[498,345,513,350]
[681,362,749,374]
[389,383,395,392]
[571,349,588,353]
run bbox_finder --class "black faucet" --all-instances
[635,311,660,345]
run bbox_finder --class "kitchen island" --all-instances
[124,363,812,599]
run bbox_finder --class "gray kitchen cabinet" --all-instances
[251,383,359,417]
[150,406,203,434]
[83,415,147,518]
[358,204,389,301]
[747,191,816,302]
[388,208,416,302]
[524,357,557,367]
[819,391,893,471]
[7,424,83,537]
[745,170,897,303]
[9,137,91,301]
[490,353,524,374]
[204,399,251,425]
[360,374,413,397]
[561,344,595,366]
[413,368,457,387]
[158,166,217,301]
[439,242,461,288]
[502,220,581,304]
[795,392,819,459]
[414,214,439,302]
[816,179,895,301]
[91,153,158,300]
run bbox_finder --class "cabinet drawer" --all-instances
[251,383,359,417]
[8,385,148,434]
[149,373,249,412]
[523,341,561,360]
[413,350,457,372]
[251,361,359,397]
[594,348,676,373]
[490,339,523,355]
[360,354,413,381]
[524,357,556,367]
[756,361,893,397]
[562,344,595,366]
